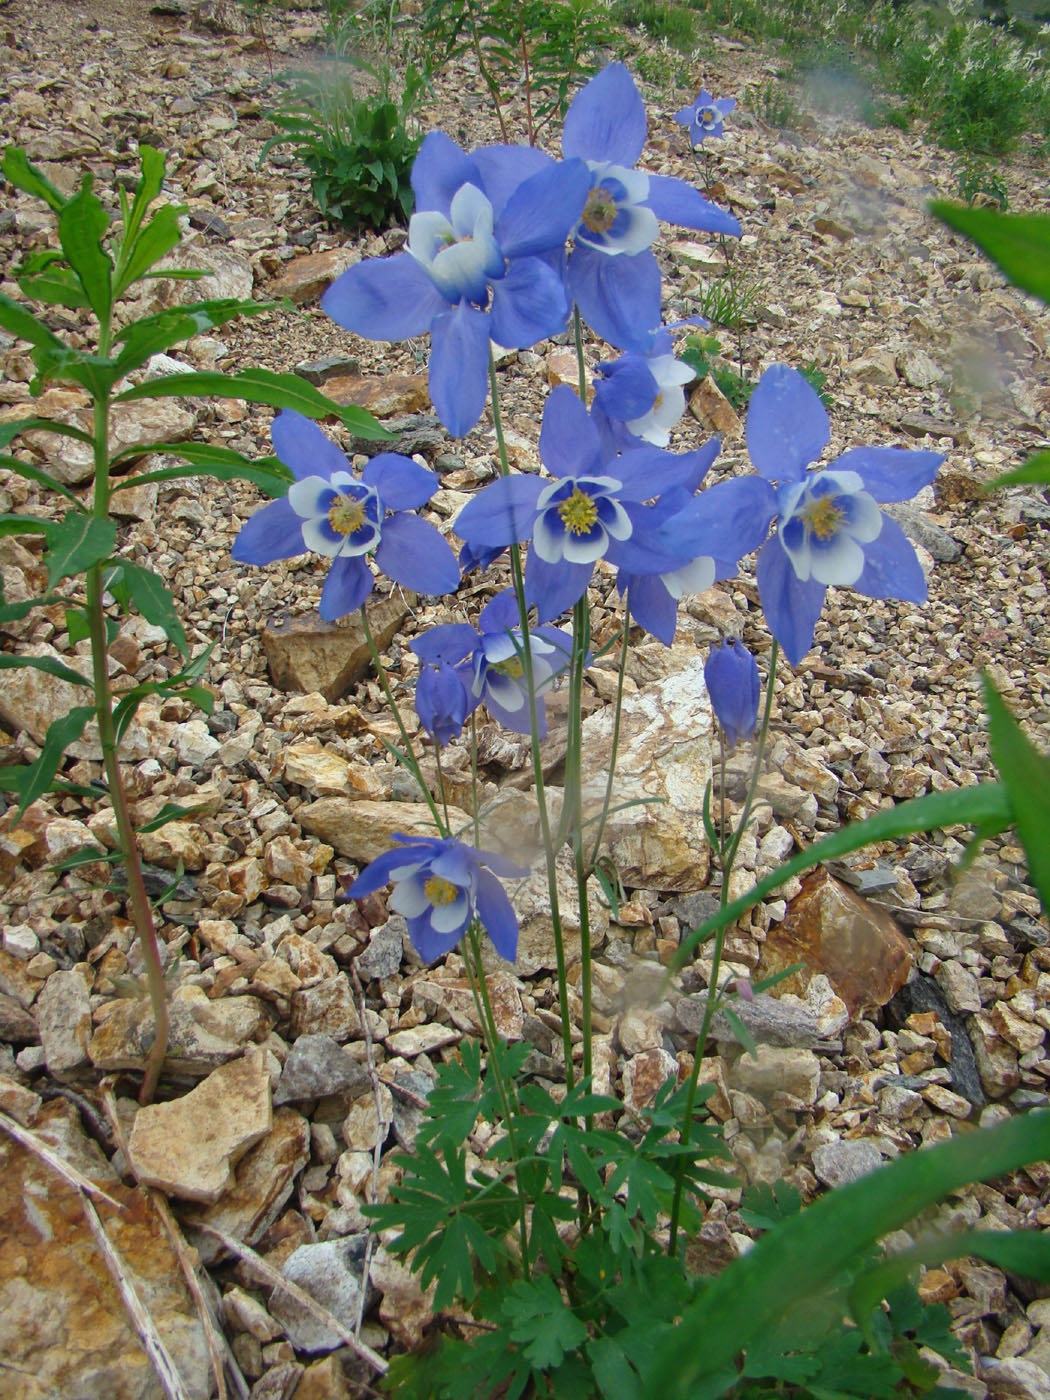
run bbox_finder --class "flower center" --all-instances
[699,106,717,126]
[582,186,618,234]
[493,655,525,680]
[328,496,366,535]
[558,487,600,535]
[802,494,845,542]
[424,875,460,906]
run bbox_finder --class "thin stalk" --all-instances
[433,743,451,832]
[358,605,446,836]
[519,19,535,146]
[469,711,480,847]
[668,642,779,1253]
[586,604,630,872]
[487,349,574,1082]
[564,599,593,1093]
[573,305,587,402]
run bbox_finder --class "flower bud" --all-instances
[416,661,469,747]
[704,638,760,747]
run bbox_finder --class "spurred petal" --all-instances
[347,847,423,898]
[479,848,529,879]
[455,475,545,549]
[539,385,602,480]
[470,143,554,219]
[659,475,777,559]
[232,498,304,565]
[852,513,928,603]
[411,131,481,215]
[476,868,519,962]
[563,62,647,167]
[489,256,571,349]
[411,622,480,666]
[363,454,439,510]
[495,158,591,258]
[746,364,830,484]
[271,410,350,481]
[319,554,373,620]
[322,254,448,341]
[525,549,592,621]
[832,446,943,503]
[756,535,826,667]
[478,589,521,634]
[644,174,741,237]
[375,513,461,596]
[612,444,701,501]
[429,301,491,437]
[568,245,662,351]
[623,572,678,645]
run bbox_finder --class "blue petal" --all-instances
[375,513,461,596]
[479,847,529,879]
[487,688,547,738]
[471,144,554,220]
[476,868,519,962]
[271,410,349,482]
[495,158,591,258]
[322,254,448,341]
[622,572,678,645]
[407,911,465,962]
[595,357,660,422]
[232,498,304,565]
[644,175,741,237]
[746,364,830,484]
[755,535,826,667]
[568,246,662,352]
[613,445,708,502]
[411,622,480,666]
[348,846,420,898]
[563,62,647,167]
[538,385,602,480]
[525,550,592,621]
[363,454,439,510]
[455,475,545,550]
[832,447,944,504]
[411,131,481,215]
[658,476,777,559]
[488,256,571,349]
[478,589,521,634]
[320,554,373,620]
[429,301,491,437]
[852,513,928,603]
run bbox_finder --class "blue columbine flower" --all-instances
[674,90,736,146]
[416,660,470,746]
[561,63,741,350]
[455,385,704,622]
[412,592,572,737]
[704,638,760,747]
[591,327,696,453]
[322,132,590,438]
[346,834,527,962]
[231,410,461,621]
[658,365,945,666]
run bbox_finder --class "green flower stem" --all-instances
[469,711,480,847]
[586,603,631,872]
[358,604,446,837]
[463,922,531,1276]
[563,597,594,1092]
[573,305,587,403]
[488,348,575,1083]
[668,641,779,1255]
[433,741,451,833]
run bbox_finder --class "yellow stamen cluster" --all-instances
[802,495,845,542]
[558,487,600,536]
[582,187,617,234]
[493,655,525,680]
[328,496,366,536]
[424,875,460,907]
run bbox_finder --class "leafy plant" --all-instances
[609,0,698,52]
[680,332,752,409]
[953,156,1009,211]
[263,65,423,230]
[0,145,389,1101]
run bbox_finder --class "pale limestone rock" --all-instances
[371,1244,437,1350]
[89,985,273,1075]
[128,1049,272,1204]
[269,1236,371,1353]
[35,965,93,1079]
[299,797,468,865]
[728,1045,820,1105]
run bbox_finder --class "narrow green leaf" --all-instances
[138,800,208,834]
[649,1111,1050,1396]
[721,1004,758,1057]
[43,513,117,587]
[0,454,86,508]
[0,418,95,449]
[13,705,95,816]
[121,146,166,250]
[0,290,66,351]
[115,204,187,295]
[984,676,1050,912]
[112,299,275,375]
[930,202,1050,306]
[30,345,121,398]
[114,560,187,656]
[57,178,113,325]
[65,607,91,646]
[109,446,291,498]
[17,269,92,310]
[993,450,1050,488]
[674,781,1011,969]
[0,513,50,537]
[2,146,67,212]
[115,368,395,440]
[0,653,92,688]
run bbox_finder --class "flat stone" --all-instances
[299,798,469,866]
[262,594,410,702]
[688,375,742,437]
[623,1047,678,1111]
[24,399,195,486]
[356,921,405,981]
[886,504,962,563]
[679,991,825,1048]
[274,1034,370,1105]
[969,1012,1021,1099]
[268,247,356,304]
[289,978,361,1042]
[0,1099,211,1400]
[324,373,431,417]
[268,1235,371,1353]
[127,1049,272,1203]
[979,1357,1050,1400]
[371,1244,436,1351]
[283,740,363,798]
[89,987,272,1076]
[728,1045,820,1105]
[812,1138,883,1187]
[385,1024,459,1056]
[35,965,93,1079]
[757,868,912,1017]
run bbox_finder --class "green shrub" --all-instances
[610,0,698,51]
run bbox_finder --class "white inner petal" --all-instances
[662,554,715,599]
[809,532,865,587]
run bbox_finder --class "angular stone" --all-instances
[262,594,410,702]
[689,375,742,437]
[757,868,912,1017]
[371,1244,436,1350]
[968,1013,1020,1100]
[356,921,404,981]
[623,1047,679,1110]
[0,1099,210,1400]
[324,373,431,417]
[576,645,714,892]
[897,347,943,389]
[127,1050,272,1204]
[35,965,93,1079]
[289,978,361,1042]
[812,1138,883,1187]
[89,987,272,1076]
[182,1108,311,1266]
[850,350,898,387]
[728,1045,820,1105]
[299,798,469,865]
[385,1024,459,1057]
[25,399,196,486]
[269,1235,371,1353]
[268,247,356,304]
[282,741,359,798]
[506,851,610,977]
[274,1034,370,1105]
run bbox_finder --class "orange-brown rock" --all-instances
[262,593,411,702]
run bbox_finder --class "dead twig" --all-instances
[0,1109,124,1209]
[350,963,389,1338]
